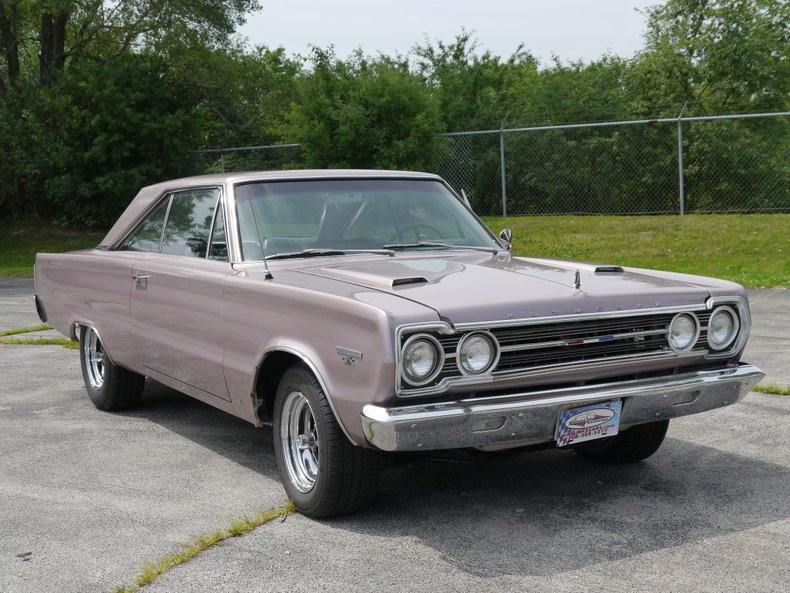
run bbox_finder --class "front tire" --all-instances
[573,419,670,464]
[79,325,144,411]
[273,365,380,518]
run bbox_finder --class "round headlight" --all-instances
[402,335,443,385]
[707,306,739,350]
[457,332,499,375]
[668,313,699,352]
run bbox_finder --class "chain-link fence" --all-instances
[196,143,304,173]
[198,111,789,216]
[436,112,789,216]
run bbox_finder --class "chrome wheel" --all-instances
[273,365,381,517]
[280,390,320,493]
[83,327,105,390]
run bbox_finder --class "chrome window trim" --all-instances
[160,187,223,257]
[395,299,749,398]
[157,195,175,253]
[206,192,220,260]
[228,177,502,264]
[111,185,225,254]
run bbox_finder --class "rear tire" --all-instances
[79,325,144,411]
[273,365,380,518]
[573,419,670,464]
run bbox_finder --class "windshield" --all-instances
[234,179,500,260]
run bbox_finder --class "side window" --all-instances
[119,198,170,252]
[160,189,220,258]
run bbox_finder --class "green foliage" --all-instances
[0,336,78,348]
[0,0,788,226]
[635,0,789,114]
[753,384,790,396]
[112,501,296,593]
[42,54,202,227]
[286,48,441,170]
[434,1,790,216]
[169,44,300,149]
[0,324,51,336]
[414,31,535,132]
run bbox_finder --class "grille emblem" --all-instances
[564,336,616,347]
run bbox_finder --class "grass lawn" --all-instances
[1,215,788,287]
[483,214,789,288]
[0,223,105,277]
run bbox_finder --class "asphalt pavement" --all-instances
[1,279,788,593]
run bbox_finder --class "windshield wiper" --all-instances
[381,241,501,254]
[265,248,395,260]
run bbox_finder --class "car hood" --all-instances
[296,252,717,325]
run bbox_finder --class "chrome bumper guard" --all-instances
[361,364,764,452]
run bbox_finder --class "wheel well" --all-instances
[254,351,303,423]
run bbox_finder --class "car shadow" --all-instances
[119,381,789,578]
[118,379,279,479]
[331,439,790,578]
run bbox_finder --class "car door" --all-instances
[124,187,233,401]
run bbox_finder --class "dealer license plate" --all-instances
[555,400,622,447]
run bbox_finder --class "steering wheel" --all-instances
[390,223,445,242]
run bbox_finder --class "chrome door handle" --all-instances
[132,274,151,283]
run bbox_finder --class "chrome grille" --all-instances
[396,300,746,397]
[492,313,680,372]
[399,311,713,393]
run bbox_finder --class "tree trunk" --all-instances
[39,10,69,86]
[0,0,20,93]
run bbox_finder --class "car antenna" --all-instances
[247,197,274,281]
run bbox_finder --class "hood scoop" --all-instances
[391,276,429,287]
[524,257,624,275]
[306,263,440,290]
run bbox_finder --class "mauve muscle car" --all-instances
[34,170,764,517]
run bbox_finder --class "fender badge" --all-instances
[336,347,363,366]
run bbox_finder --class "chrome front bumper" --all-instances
[360,364,764,452]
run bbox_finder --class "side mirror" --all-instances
[498,228,512,251]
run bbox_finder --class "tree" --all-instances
[0,0,263,223]
[633,0,789,114]
[42,53,202,226]
[414,31,536,132]
[286,48,441,171]
[1,0,262,91]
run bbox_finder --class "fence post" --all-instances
[677,105,687,215]
[499,131,507,217]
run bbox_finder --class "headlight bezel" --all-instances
[668,312,700,352]
[400,333,444,387]
[456,330,500,376]
[707,305,740,351]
